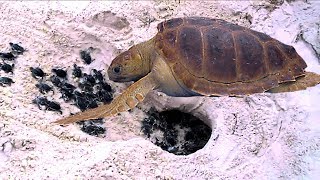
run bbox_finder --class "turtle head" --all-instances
[108,45,151,82]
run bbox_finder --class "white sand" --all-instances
[1,1,320,179]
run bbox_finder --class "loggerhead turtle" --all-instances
[54,17,320,124]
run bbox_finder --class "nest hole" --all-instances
[141,107,212,155]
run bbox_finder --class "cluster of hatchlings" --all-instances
[0,43,113,135]
[28,49,114,135]
[30,64,113,112]
[0,42,24,86]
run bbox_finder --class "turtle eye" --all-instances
[113,66,121,74]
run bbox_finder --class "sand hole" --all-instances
[141,108,212,155]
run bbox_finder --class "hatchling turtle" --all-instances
[54,17,320,124]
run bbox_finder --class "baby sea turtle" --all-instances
[58,81,76,102]
[97,81,112,92]
[0,62,14,73]
[80,50,93,64]
[35,82,54,94]
[72,64,83,78]
[55,17,320,124]
[0,77,14,86]
[59,88,74,102]
[79,82,94,92]
[45,100,62,114]
[32,96,62,114]
[50,75,62,87]
[9,43,25,54]
[52,68,67,78]
[30,67,46,79]
[32,96,49,110]
[95,89,113,103]
[92,69,104,82]
[60,81,76,91]
[82,73,96,85]
[76,118,106,136]
[72,91,92,111]
[0,52,15,60]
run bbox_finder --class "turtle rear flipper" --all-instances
[53,73,158,125]
[269,72,320,93]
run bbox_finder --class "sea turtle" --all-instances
[54,17,320,124]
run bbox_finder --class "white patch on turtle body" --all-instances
[151,54,200,97]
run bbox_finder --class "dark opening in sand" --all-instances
[141,107,212,155]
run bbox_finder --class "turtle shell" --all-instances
[154,17,307,96]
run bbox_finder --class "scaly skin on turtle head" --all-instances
[108,39,155,82]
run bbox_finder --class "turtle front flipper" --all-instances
[269,72,320,93]
[53,73,158,125]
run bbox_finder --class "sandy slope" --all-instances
[0,1,320,179]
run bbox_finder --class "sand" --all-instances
[0,0,320,179]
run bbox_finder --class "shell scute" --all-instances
[163,30,177,47]
[178,27,203,77]
[203,27,237,82]
[235,32,266,81]
[266,43,287,71]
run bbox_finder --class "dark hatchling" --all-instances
[45,100,62,114]
[35,82,54,94]
[92,69,104,82]
[32,96,62,114]
[55,17,320,125]
[72,91,90,111]
[0,77,14,86]
[76,118,106,136]
[95,89,113,104]
[52,68,67,78]
[30,67,46,79]
[59,87,74,102]
[50,75,62,87]
[72,64,83,78]
[58,81,76,102]
[72,91,99,111]
[60,81,76,91]
[97,81,112,92]
[82,73,96,85]
[9,43,25,54]
[78,82,94,92]
[80,50,93,64]
[87,98,98,109]
[0,62,14,73]
[32,96,49,110]
[0,52,15,60]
